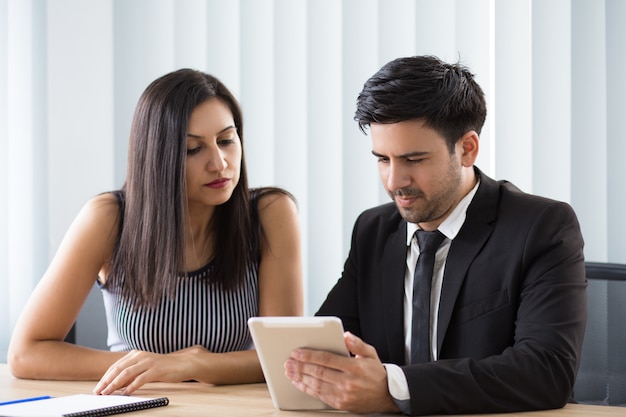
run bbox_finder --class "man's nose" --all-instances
[386,162,411,192]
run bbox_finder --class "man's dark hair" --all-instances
[354,55,487,152]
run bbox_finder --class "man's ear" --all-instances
[457,131,479,166]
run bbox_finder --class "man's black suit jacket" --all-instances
[317,168,587,416]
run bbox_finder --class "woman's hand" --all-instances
[94,345,206,395]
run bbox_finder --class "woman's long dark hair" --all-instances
[105,69,254,308]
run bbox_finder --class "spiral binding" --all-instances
[63,397,169,417]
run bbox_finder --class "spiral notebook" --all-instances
[0,394,169,417]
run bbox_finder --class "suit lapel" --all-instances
[382,218,409,364]
[437,169,499,354]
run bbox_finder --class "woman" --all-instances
[7,69,303,395]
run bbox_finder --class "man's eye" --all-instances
[377,157,389,163]
[408,158,424,164]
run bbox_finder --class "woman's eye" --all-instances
[217,138,236,146]
[186,147,201,155]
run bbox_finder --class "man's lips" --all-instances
[205,178,230,188]
[395,195,417,208]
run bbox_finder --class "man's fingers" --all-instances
[284,333,397,414]
[343,331,379,359]
[286,333,381,384]
[289,348,349,371]
[287,365,342,408]
[285,356,342,384]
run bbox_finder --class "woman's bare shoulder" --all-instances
[70,192,122,243]
[255,188,298,213]
[255,189,300,242]
[82,192,121,218]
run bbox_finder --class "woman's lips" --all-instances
[206,178,230,189]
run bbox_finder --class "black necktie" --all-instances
[410,230,445,364]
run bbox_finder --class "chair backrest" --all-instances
[573,262,626,406]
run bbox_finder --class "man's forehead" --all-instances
[370,123,446,153]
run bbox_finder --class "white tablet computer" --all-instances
[247,316,349,410]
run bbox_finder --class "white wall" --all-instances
[1,0,625,358]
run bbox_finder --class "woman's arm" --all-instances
[93,192,304,394]
[8,193,127,380]
[255,191,304,317]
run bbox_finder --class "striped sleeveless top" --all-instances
[101,262,258,353]
[100,189,261,353]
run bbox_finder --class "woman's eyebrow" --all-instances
[187,125,237,139]
[217,125,237,134]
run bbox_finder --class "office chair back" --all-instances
[573,262,626,406]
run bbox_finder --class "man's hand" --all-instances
[284,331,400,414]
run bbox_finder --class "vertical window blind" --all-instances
[1,0,624,360]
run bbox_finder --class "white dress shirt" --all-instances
[384,180,480,402]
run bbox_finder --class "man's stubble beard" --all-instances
[391,157,463,225]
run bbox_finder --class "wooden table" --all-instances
[0,364,623,416]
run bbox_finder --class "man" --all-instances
[284,56,587,415]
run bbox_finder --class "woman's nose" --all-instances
[206,147,226,171]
